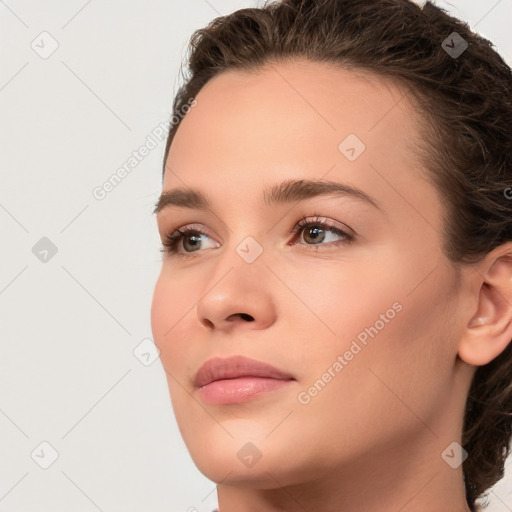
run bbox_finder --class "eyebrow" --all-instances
[153,178,382,215]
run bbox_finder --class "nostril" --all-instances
[230,313,254,321]
[202,318,214,329]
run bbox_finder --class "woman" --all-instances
[151,0,512,510]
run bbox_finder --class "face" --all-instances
[151,59,469,488]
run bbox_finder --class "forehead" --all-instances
[162,59,439,226]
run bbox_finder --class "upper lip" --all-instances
[194,355,295,389]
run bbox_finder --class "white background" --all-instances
[0,1,511,511]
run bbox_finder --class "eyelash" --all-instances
[159,215,356,259]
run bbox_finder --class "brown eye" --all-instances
[292,216,355,250]
[161,226,219,257]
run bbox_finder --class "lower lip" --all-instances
[197,377,295,405]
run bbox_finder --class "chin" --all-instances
[187,435,314,491]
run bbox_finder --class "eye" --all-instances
[160,224,219,259]
[289,215,355,252]
[159,216,355,258]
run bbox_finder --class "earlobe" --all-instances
[458,245,512,367]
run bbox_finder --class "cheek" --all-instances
[150,274,194,368]
[287,255,453,416]
[150,278,194,422]
[151,276,172,350]
[278,256,403,354]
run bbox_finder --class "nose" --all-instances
[196,268,277,332]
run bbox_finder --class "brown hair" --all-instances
[161,0,512,510]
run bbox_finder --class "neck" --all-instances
[216,443,472,512]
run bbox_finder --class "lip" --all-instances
[197,377,295,405]
[194,355,295,388]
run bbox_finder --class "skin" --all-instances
[151,59,512,512]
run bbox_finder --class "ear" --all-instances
[458,243,512,366]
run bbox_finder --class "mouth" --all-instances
[197,376,296,404]
[193,355,296,405]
